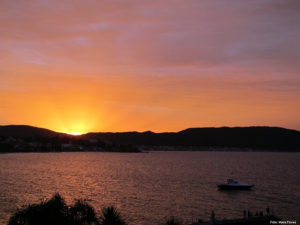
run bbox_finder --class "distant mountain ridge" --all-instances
[0,125,64,137]
[1,125,300,151]
[84,126,300,151]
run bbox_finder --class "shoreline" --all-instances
[1,148,300,154]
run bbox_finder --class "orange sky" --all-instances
[1,0,300,134]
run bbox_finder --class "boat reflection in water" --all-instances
[218,179,254,190]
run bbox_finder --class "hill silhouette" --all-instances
[0,125,64,137]
[1,125,300,151]
[84,126,300,151]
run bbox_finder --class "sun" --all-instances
[67,131,84,136]
[61,126,89,135]
[58,123,91,136]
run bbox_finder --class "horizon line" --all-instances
[1,124,299,136]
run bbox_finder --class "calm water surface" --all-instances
[0,151,299,225]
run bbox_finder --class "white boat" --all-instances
[218,179,254,190]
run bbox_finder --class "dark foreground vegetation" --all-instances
[8,193,126,225]
[8,194,282,225]
[1,125,300,152]
[8,193,181,225]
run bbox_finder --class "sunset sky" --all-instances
[1,0,300,134]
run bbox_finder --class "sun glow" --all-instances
[67,131,84,136]
[57,118,98,136]
[37,100,103,135]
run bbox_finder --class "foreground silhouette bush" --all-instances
[100,206,127,225]
[8,193,117,225]
[69,200,99,225]
[8,193,70,225]
[163,217,183,225]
